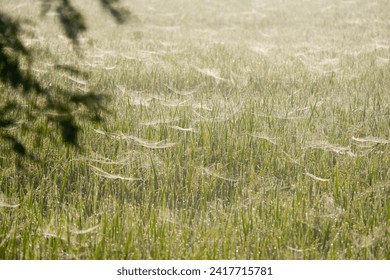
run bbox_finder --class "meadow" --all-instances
[0,0,389,259]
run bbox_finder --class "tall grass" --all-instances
[1,0,389,259]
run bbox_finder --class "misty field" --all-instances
[1,0,389,259]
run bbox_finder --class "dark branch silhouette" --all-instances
[0,1,130,157]
[99,0,131,24]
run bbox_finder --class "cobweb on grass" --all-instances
[305,172,330,182]
[202,166,239,183]
[93,129,177,149]
[0,193,20,208]
[305,140,356,157]
[192,66,231,83]
[167,125,197,133]
[352,136,390,145]
[89,164,143,181]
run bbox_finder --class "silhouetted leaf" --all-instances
[58,117,79,145]
[70,92,104,109]
[0,12,28,55]
[0,101,18,115]
[0,119,16,128]
[100,0,131,24]
[0,13,29,90]
[40,0,53,16]
[1,134,26,155]
[56,0,87,44]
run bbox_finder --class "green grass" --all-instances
[1,0,389,259]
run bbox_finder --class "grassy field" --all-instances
[0,0,389,259]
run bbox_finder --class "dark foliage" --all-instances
[100,0,131,24]
[0,12,38,93]
[56,0,87,44]
[0,1,129,156]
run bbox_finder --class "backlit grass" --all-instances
[0,0,389,259]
